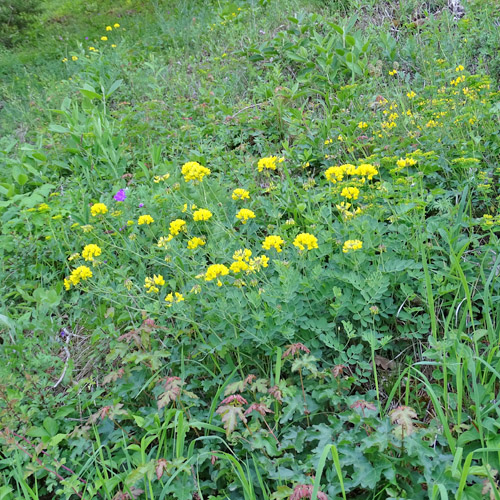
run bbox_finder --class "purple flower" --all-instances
[139,203,144,208]
[114,189,126,202]
[85,36,89,40]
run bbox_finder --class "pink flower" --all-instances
[290,484,328,500]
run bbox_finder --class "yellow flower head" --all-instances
[407,91,416,99]
[165,292,184,306]
[248,255,269,272]
[340,187,360,200]
[138,214,154,225]
[230,260,249,274]
[144,274,165,293]
[187,237,205,249]
[293,233,318,251]
[106,26,112,31]
[65,265,93,289]
[262,235,284,253]
[82,244,102,262]
[101,36,108,41]
[257,156,280,172]
[358,121,368,129]
[325,166,345,183]
[233,249,252,262]
[91,203,108,216]
[236,208,256,224]
[181,161,211,182]
[153,173,170,183]
[193,209,213,221]
[205,264,229,282]
[71,56,78,61]
[114,23,120,28]
[342,239,363,253]
[396,158,417,168]
[169,219,186,235]
[232,188,250,201]
[356,164,378,180]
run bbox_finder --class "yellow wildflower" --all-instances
[257,156,282,172]
[342,240,363,253]
[144,274,165,294]
[396,158,417,168]
[358,122,368,129]
[236,208,256,224]
[68,253,80,261]
[262,235,284,252]
[91,203,108,216]
[82,244,102,262]
[193,209,213,221]
[138,214,154,225]
[169,219,186,235]
[65,265,93,289]
[233,249,252,262]
[106,26,112,31]
[325,166,345,183]
[114,23,120,28]
[101,36,108,41]
[205,264,229,283]
[293,233,318,251]
[230,260,249,273]
[165,292,185,306]
[232,188,250,200]
[181,161,211,182]
[340,187,360,200]
[72,56,78,61]
[187,237,205,249]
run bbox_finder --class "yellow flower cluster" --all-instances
[144,274,165,294]
[193,209,213,221]
[325,163,378,183]
[82,244,102,262]
[205,264,229,286]
[64,265,93,290]
[407,91,416,99]
[342,240,363,253]
[169,219,186,235]
[262,235,284,252]
[181,161,211,182]
[154,173,170,183]
[396,158,417,168]
[236,208,256,224]
[340,187,360,200]
[336,202,362,220]
[91,203,108,216]
[138,214,154,225]
[358,122,368,129]
[165,292,184,306]
[230,249,252,273]
[232,188,250,200]
[293,233,318,251]
[187,237,205,249]
[257,156,284,172]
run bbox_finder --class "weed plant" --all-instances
[1,0,500,499]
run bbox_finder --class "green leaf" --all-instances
[43,417,59,437]
[80,88,102,100]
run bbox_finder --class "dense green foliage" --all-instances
[1,0,500,499]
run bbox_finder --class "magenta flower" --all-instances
[114,189,126,202]
[139,203,144,208]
